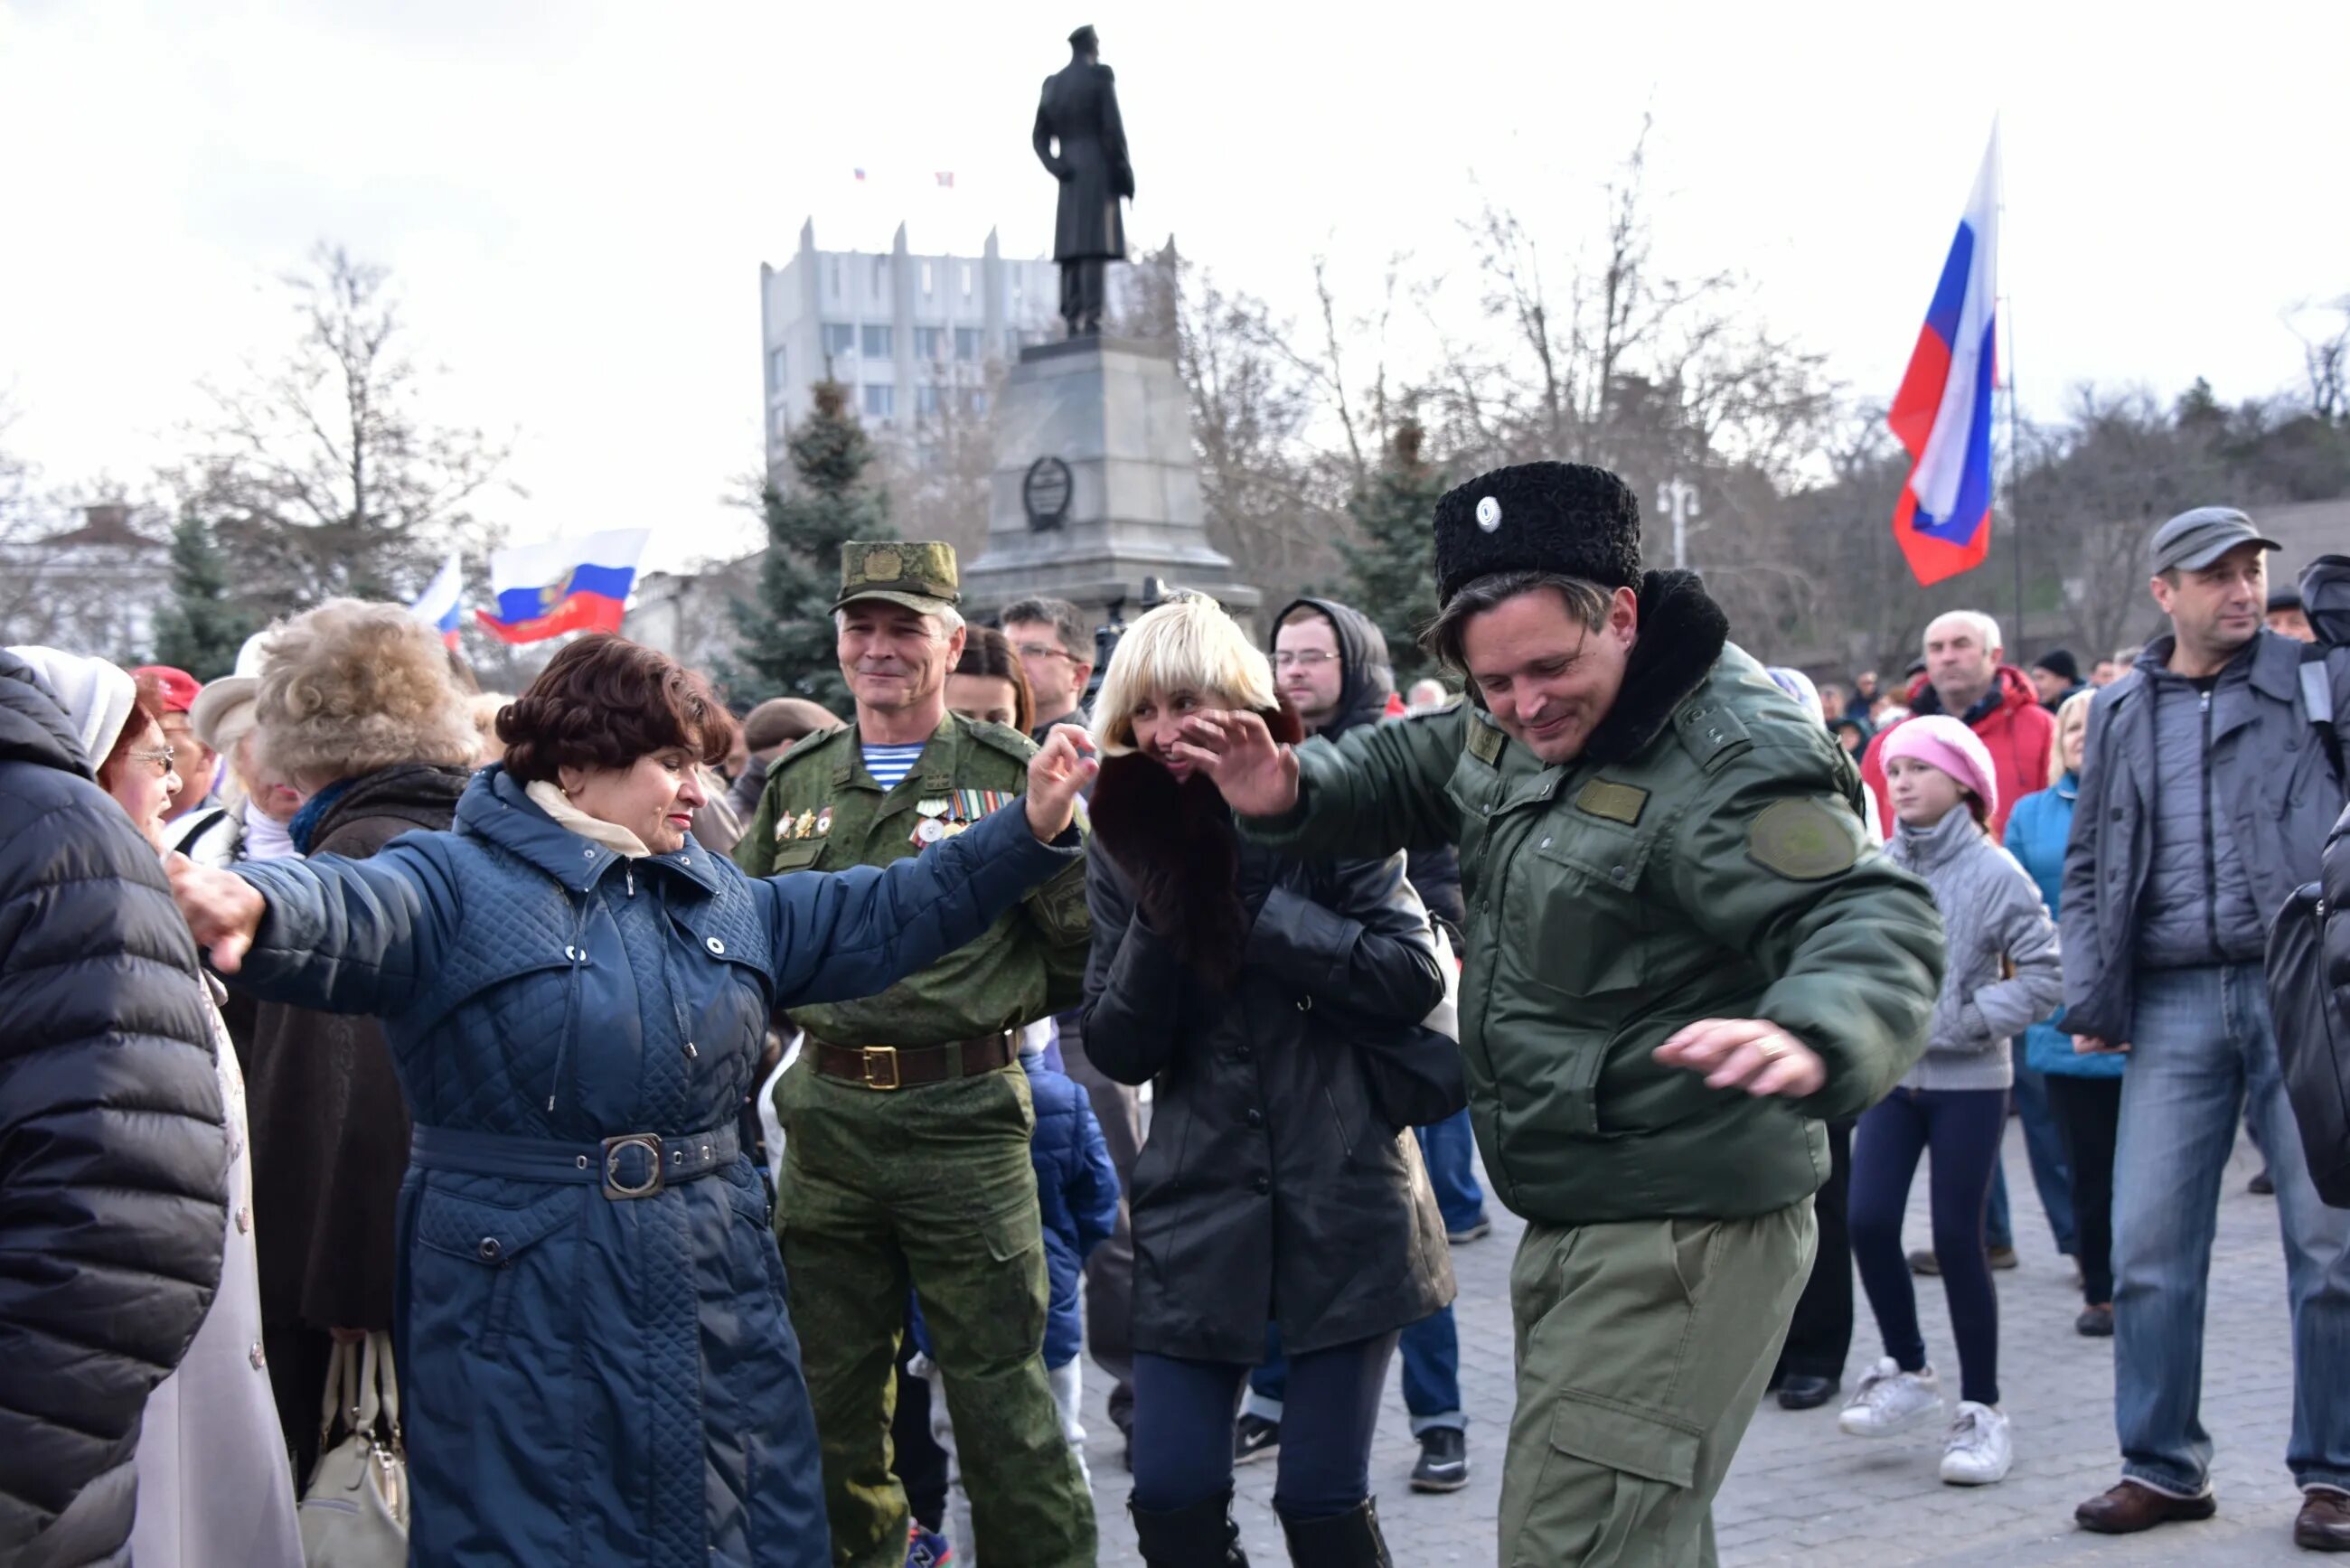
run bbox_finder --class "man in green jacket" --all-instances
[1176,462,1943,1565]
[737,541,1096,1568]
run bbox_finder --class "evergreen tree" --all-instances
[728,381,892,709]
[150,508,256,678]
[1335,420,1448,684]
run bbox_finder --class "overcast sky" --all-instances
[4,0,2345,574]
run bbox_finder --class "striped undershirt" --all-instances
[860,743,926,790]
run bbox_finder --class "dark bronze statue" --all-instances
[1031,24,1133,337]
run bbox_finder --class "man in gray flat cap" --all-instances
[2063,505,2350,1550]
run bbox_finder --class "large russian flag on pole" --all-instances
[1889,127,2000,587]
[409,549,465,649]
[475,529,651,644]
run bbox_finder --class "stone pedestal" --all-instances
[962,336,1260,636]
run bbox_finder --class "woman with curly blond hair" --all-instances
[237,598,481,1474]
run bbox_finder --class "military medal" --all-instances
[814,806,832,836]
[794,810,817,841]
[912,799,950,847]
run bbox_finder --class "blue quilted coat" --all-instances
[230,766,1075,1567]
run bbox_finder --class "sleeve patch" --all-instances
[1745,798,1860,881]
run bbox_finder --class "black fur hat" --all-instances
[1434,461,1643,605]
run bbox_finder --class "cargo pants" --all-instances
[775,1058,1096,1568]
[1499,1199,1815,1567]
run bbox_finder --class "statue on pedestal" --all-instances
[1031,24,1133,337]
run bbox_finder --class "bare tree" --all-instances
[2286,294,2350,423]
[174,244,517,616]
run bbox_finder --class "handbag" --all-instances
[2267,879,2350,1208]
[1355,921,1471,1128]
[297,1332,410,1567]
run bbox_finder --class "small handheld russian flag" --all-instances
[475,530,650,644]
[1889,126,2001,587]
[409,549,465,649]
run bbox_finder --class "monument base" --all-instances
[963,336,1260,638]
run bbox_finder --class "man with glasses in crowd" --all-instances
[1002,596,1097,746]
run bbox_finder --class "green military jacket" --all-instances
[734,711,1092,1047]
[1248,624,1943,1225]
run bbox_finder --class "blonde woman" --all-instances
[1080,596,1451,1567]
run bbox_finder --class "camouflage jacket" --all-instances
[734,711,1091,1046]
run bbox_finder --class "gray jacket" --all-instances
[1887,807,2062,1091]
[2063,627,2350,1041]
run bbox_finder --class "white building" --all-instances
[0,502,173,662]
[758,220,1059,474]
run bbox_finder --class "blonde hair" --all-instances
[1091,595,1277,756]
[255,599,481,784]
[2052,688,2093,786]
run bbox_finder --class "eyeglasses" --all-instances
[1272,650,1337,670]
[1013,643,1079,664]
[126,746,177,776]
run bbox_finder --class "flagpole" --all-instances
[2006,297,2025,647]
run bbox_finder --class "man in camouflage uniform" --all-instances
[738,542,1096,1568]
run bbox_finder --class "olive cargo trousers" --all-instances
[1500,1200,1816,1567]
[776,1059,1095,1568]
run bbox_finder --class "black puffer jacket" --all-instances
[1277,596,1466,931]
[0,652,227,1567]
[1081,706,1454,1362]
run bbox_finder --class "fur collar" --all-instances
[1089,700,1305,988]
[1579,570,1730,768]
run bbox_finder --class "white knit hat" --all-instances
[7,645,138,769]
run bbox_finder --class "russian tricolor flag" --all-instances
[1889,127,2001,587]
[475,529,651,644]
[409,550,465,649]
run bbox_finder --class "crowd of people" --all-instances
[1,473,2345,1567]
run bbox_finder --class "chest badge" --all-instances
[814,806,832,836]
[912,798,951,846]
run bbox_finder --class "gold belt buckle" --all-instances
[861,1046,901,1092]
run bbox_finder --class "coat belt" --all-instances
[410,1122,739,1200]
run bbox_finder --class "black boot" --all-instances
[1278,1498,1392,1567]
[1132,1488,1250,1567]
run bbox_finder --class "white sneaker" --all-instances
[1838,1357,1947,1438]
[1939,1401,2012,1485]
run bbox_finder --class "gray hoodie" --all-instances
[1886,805,2063,1092]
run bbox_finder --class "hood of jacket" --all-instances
[2302,554,2350,648]
[0,647,93,777]
[1275,596,1394,741]
[1089,698,1305,987]
[454,765,728,897]
[1906,662,2043,730]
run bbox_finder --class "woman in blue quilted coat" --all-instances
[164,634,1097,1568]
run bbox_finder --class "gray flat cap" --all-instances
[2150,506,2280,575]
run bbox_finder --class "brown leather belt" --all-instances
[810,1030,1017,1092]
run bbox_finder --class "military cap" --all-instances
[1068,23,1099,49]
[834,540,960,615]
[1434,462,1643,606]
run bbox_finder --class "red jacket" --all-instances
[1860,664,2054,839]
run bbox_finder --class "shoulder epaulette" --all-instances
[965,718,1041,766]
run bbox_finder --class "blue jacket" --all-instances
[1022,1046,1121,1368]
[230,766,1076,1568]
[2005,774,2121,1079]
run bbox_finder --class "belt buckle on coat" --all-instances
[861,1046,902,1092]
[601,1132,666,1198]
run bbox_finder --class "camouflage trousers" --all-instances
[775,1056,1096,1568]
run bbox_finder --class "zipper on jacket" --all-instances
[2201,689,2222,960]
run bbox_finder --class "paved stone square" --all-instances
[1082,1122,2315,1564]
